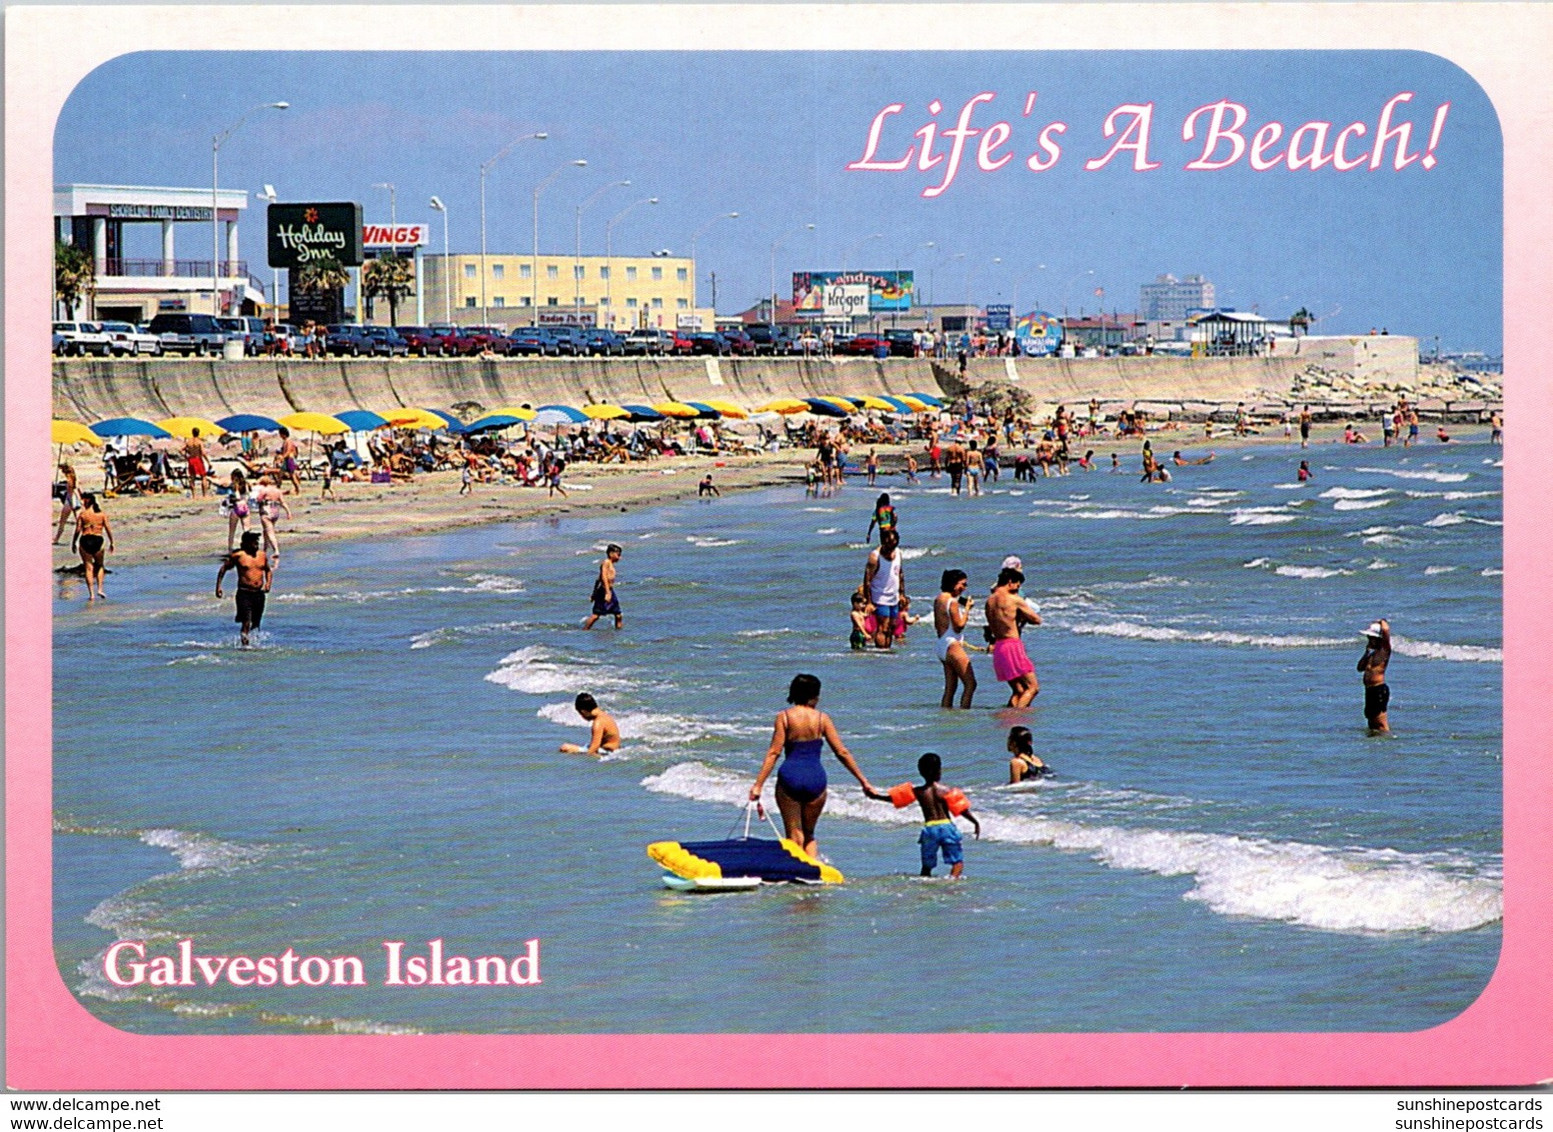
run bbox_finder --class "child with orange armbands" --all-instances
[872,753,980,878]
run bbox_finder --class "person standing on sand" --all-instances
[863,528,904,649]
[1358,619,1392,733]
[184,428,212,497]
[934,568,976,709]
[986,565,1041,708]
[53,462,80,545]
[215,530,272,647]
[72,492,114,603]
[1299,406,1312,448]
[583,544,623,630]
[865,447,879,486]
[277,427,302,495]
[253,473,292,564]
[222,469,252,552]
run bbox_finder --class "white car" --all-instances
[99,321,163,356]
[53,321,113,357]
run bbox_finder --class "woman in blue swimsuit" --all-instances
[749,674,882,859]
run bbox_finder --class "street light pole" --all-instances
[480,131,547,325]
[255,185,280,318]
[605,196,658,329]
[841,232,883,271]
[689,212,738,313]
[770,222,815,324]
[533,159,588,320]
[575,179,629,322]
[893,239,934,328]
[212,101,287,315]
[429,196,450,324]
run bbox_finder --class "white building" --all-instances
[1139,273,1216,339]
[54,183,265,320]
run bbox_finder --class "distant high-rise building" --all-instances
[1139,273,1216,322]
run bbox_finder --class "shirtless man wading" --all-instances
[1358,618,1392,733]
[985,566,1041,708]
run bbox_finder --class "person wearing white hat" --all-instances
[1357,618,1392,732]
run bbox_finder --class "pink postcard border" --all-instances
[7,4,1551,1090]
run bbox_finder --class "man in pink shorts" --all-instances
[985,565,1042,708]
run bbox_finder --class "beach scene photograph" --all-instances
[45,46,1504,1043]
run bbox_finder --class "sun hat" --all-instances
[1363,621,1384,638]
[1001,555,1023,571]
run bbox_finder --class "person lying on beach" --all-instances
[559,693,621,756]
[1006,725,1052,783]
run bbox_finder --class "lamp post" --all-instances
[212,101,287,315]
[255,184,280,317]
[1012,262,1046,320]
[530,159,588,321]
[605,197,658,329]
[368,181,397,321]
[575,179,629,321]
[429,196,450,324]
[1063,269,1096,318]
[893,239,934,328]
[479,131,547,325]
[841,232,883,271]
[769,222,815,324]
[689,212,738,313]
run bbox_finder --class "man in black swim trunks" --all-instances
[583,544,623,630]
[216,531,272,647]
[1357,618,1392,732]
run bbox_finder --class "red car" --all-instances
[665,329,695,355]
[720,328,757,356]
[840,333,890,356]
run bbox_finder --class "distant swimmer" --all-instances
[1298,460,1313,482]
[72,492,114,603]
[986,565,1041,708]
[863,528,904,649]
[749,674,880,859]
[1006,725,1051,783]
[559,692,621,756]
[866,492,897,544]
[1435,424,1453,443]
[933,569,977,709]
[215,530,272,648]
[583,543,624,630]
[873,752,980,878]
[1172,450,1215,466]
[698,473,721,497]
[1357,618,1392,733]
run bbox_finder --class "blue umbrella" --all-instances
[905,391,944,407]
[464,413,526,434]
[802,398,849,418]
[684,401,722,419]
[877,396,914,414]
[333,409,389,432]
[422,408,465,431]
[620,404,664,422]
[532,405,590,426]
[214,413,282,433]
[91,417,172,440]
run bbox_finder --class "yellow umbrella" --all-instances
[489,405,538,421]
[701,399,749,419]
[52,419,102,446]
[582,403,631,420]
[653,401,701,419]
[756,398,811,415]
[897,395,933,412]
[277,411,350,436]
[377,408,447,430]
[856,396,898,412]
[817,396,859,413]
[155,416,225,440]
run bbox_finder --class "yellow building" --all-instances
[417,252,713,332]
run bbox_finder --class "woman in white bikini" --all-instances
[934,568,977,709]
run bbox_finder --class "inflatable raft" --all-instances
[647,804,844,888]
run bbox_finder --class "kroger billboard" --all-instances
[792,270,913,316]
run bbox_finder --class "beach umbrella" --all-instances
[856,396,899,412]
[215,413,282,433]
[377,407,450,430]
[422,408,465,431]
[277,411,350,436]
[652,401,701,419]
[803,398,850,418]
[874,395,915,414]
[756,398,811,415]
[816,395,860,412]
[620,404,664,422]
[532,405,590,426]
[701,399,749,419]
[489,405,538,422]
[464,413,527,434]
[684,401,723,419]
[91,417,172,440]
[905,391,944,407]
[333,409,390,432]
[154,416,225,440]
[896,395,933,413]
[582,403,631,420]
[52,419,101,446]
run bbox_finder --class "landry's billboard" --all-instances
[792,270,913,315]
[267,202,364,268]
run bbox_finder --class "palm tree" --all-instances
[55,241,96,318]
[1289,307,1314,337]
[361,253,415,326]
[294,255,351,295]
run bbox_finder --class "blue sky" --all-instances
[55,50,1500,351]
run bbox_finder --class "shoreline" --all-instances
[52,425,1496,575]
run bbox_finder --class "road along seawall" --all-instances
[52,355,1334,424]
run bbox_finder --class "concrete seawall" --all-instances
[53,355,1321,423]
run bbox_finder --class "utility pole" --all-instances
[708,271,717,316]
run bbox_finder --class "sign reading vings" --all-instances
[268,202,364,268]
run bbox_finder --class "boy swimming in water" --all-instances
[559,692,622,756]
[904,753,979,878]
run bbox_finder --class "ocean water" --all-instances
[53,440,1503,1034]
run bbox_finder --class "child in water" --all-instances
[899,753,980,878]
[1006,725,1052,783]
[866,492,897,543]
[849,591,873,650]
[559,692,621,756]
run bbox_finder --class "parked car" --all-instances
[325,324,377,357]
[665,329,696,356]
[98,320,163,356]
[53,329,68,356]
[397,326,448,356]
[507,326,558,356]
[363,326,411,357]
[53,321,112,357]
[840,333,890,357]
[688,331,731,356]
[885,328,918,357]
[218,316,267,356]
[719,327,756,356]
[623,328,669,356]
[546,326,587,356]
[147,313,232,357]
[459,325,514,355]
[584,328,626,356]
[745,323,794,355]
